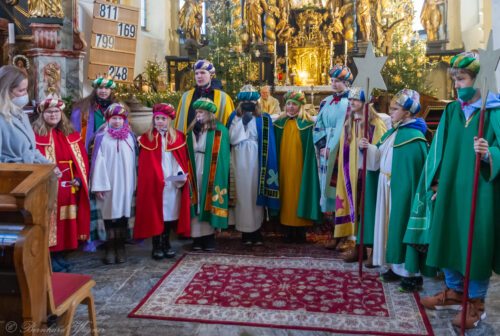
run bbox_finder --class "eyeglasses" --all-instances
[43,110,61,115]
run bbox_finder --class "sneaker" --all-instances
[451,299,486,329]
[336,239,355,252]
[420,288,463,310]
[380,269,401,282]
[398,276,423,292]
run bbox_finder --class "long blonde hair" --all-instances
[0,65,27,122]
[147,116,177,144]
[344,103,380,143]
[32,110,75,137]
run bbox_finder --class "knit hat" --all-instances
[237,84,260,101]
[193,59,216,75]
[104,103,128,120]
[348,87,366,102]
[38,94,65,113]
[393,89,421,114]
[92,76,117,89]
[450,51,480,74]
[329,64,354,83]
[284,91,306,106]
[153,103,176,119]
[192,97,217,114]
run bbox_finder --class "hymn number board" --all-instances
[88,0,139,83]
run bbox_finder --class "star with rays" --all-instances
[475,30,500,95]
[351,42,387,98]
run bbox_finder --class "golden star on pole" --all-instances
[352,42,387,97]
[475,30,500,95]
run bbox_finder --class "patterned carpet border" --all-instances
[129,253,434,336]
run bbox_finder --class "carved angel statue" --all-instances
[356,0,371,41]
[245,0,267,43]
[421,0,444,41]
[28,0,64,18]
[276,0,294,42]
[179,0,203,43]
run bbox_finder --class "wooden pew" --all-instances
[0,163,56,336]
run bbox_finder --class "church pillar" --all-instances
[447,0,462,50]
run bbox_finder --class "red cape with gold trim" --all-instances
[35,130,91,242]
[134,129,191,239]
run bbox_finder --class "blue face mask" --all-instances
[12,94,29,108]
[457,87,476,102]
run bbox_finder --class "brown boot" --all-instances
[343,245,367,263]
[451,299,486,329]
[324,239,339,250]
[336,239,355,252]
[420,288,463,310]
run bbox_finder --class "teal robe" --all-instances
[405,100,500,280]
[187,121,230,229]
[274,117,321,221]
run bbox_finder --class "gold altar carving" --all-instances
[43,62,61,96]
[289,47,329,85]
[28,0,64,18]
[421,0,444,41]
[179,0,203,43]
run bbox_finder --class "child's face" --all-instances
[154,115,169,130]
[349,99,364,113]
[108,115,125,129]
[452,72,475,89]
[389,102,410,124]
[195,109,209,123]
[285,101,300,117]
[331,78,347,93]
[42,107,62,127]
[96,87,112,99]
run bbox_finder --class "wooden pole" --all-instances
[460,81,488,335]
[358,78,370,279]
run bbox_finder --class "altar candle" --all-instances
[8,23,15,44]
[274,41,277,80]
[344,40,348,64]
[285,42,289,84]
[330,41,334,68]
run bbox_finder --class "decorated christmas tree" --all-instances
[205,0,256,97]
[374,0,437,96]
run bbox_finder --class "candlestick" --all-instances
[344,40,348,65]
[285,42,289,85]
[274,41,278,83]
[8,23,15,44]
[330,41,334,68]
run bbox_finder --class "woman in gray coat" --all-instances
[0,65,49,163]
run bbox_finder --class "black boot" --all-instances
[242,232,253,246]
[294,227,306,244]
[114,218,128,264]
[252,229,263,246]
[162,221,176,258]
[202,234,216,252]
[104,221,115,265]
[192,237,203,251]
[152,235,164,260]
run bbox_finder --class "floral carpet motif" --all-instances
[129,254,433,335]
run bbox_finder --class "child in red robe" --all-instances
[134,103,190,259]
[33,95,90,272]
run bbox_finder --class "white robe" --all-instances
[160,132,183,221]
[229,117,264,233]
[91,132,136,220]
[366,123,419,277]
[190,131,215,238]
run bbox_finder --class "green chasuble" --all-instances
[187,120,230,229]
[274,117,321,221]
[361,126,432,277]
[405,101,500,280]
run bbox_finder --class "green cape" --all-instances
[274,117,321,221]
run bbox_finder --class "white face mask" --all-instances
[12,95,29,108]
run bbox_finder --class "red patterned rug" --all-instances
[129,254,433,335]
